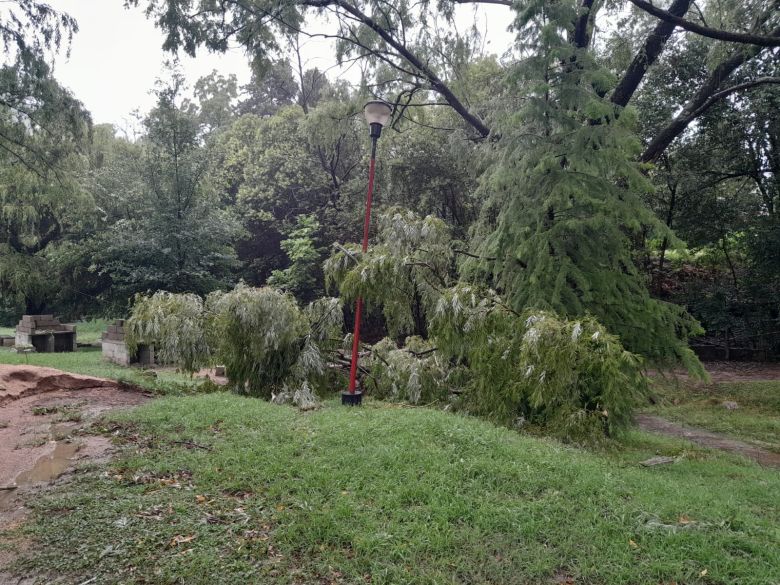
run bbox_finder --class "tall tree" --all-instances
[0,1,92,315]
[92,73,242,297]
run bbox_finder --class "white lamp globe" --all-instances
[363,100,393,127]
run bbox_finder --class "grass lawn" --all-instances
[647,379,780,453]
[7,395,779,584]
[0,346,198,393]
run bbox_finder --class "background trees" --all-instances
[0,0,778,362]
[90,73,242,299]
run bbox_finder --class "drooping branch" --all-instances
[627,0,780,47]
[641,27,780,162]
[611,0,693,107]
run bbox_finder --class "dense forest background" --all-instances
[1,0,778,361]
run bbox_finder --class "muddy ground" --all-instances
[0,365,148,532]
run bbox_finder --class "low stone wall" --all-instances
[101,320,154,366]
[15,315,77,352]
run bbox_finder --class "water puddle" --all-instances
[15,442,81,485]
[0,440,82,511]
[50,422,78,439]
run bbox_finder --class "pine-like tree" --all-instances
[473,1,703,372]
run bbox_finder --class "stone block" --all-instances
[137,344,154,366]
[103,339,131,366]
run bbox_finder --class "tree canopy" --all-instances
[2,0,779,365]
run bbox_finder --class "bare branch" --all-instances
[302,0,492,138]
[641,46,780,163]
[611,0,693,107]
[627,0,780,47]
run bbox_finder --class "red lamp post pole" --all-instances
[345,133,379,402]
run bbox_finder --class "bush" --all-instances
[431,287,646,442]
[126,291,209,372]
[368,336,450,404]
[207,284,309,397]
[126,285,343,400]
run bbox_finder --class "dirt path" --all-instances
[659,361,780,384]
[0,365,148,530]
[635,413,780,469]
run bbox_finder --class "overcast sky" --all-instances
[49,0,516,127]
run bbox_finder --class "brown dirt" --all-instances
[635,414,780,469]
[0,365,148,533]
[659,360,780,384]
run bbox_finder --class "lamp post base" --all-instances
[341,391,363,406]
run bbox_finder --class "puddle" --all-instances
[15,441,81,485]
[50,422,78,439]
[0,488,15,509]
[1,441,82,511]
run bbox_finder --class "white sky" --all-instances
[48,0,516,126]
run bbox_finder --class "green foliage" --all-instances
[328,208,646,441]
[431,287,646,441]
[91,73,242,298]
[126,284,343,400]
[471,3,705,371]
[324,207,453,338]
[207,284,309,398]
[126,291,210,373]
[269,214,323,301]
[368,336,450,404]
[0,40,91,313]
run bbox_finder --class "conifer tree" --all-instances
[473,2,703,372]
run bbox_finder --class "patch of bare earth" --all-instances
[635,414,780,469]
[0,365,148,580]
[642,361,780,468]
[657,360,780,384]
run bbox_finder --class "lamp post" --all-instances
[342,100,393,406]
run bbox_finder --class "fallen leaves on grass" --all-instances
[169,534,197,547]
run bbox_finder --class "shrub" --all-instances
[126,291,209,372]
[127,284,343,400]
[207,284,309,397]
[431,286,646,442]
[368,336,450,404]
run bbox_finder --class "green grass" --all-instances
[73,318,113,344]
[9,395,779,584]
[0,325,14,336]
[0,346,198,392]
[648,379,780,452]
